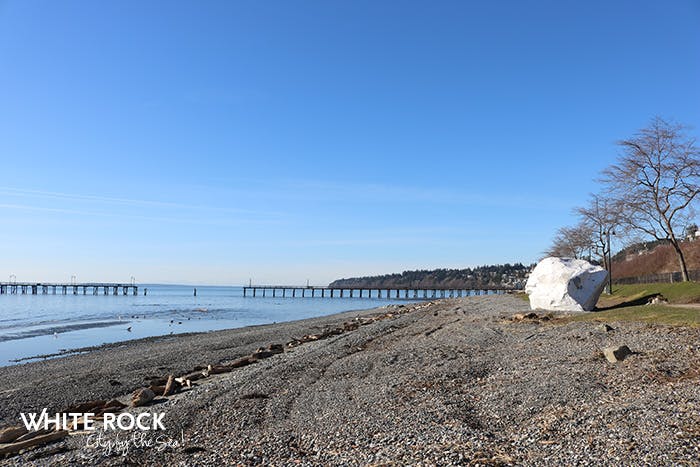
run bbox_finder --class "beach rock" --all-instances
[131,387,155,407]
[599,324,615,333]
[525,257,608,312]
[603,345,633,363]
[647,294,669,305]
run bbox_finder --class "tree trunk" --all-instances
[670,240,690,281]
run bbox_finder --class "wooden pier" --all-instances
[0,282,139,296]
[243,285,517,300]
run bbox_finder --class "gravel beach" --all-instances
[1,294,699,466]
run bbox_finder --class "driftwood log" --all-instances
[64,400,106,413]
[99,399,127,413]
[0,426,28,444]
[13,428,51,443]
[206,365,233,376]
[163,375,176,396]
[0,430,69,456]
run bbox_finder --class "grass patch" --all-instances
[521,282,700,326]
[537,282,700,327]
[512,291,529,302]
[564,304,700,327]
[603,282,700,305]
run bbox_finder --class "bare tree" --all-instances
[576,194,620,271]
[545,222,595,259]
[601,117,700,281]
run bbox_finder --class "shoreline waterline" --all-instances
[0,284,424,366]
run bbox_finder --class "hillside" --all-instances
[329,264,531,289]
[612,240,700,279]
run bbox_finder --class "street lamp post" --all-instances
[606,230,615,294]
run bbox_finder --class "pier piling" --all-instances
[241,285,515,300]
[0,282,140,297]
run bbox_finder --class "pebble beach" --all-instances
[1,294,699,465]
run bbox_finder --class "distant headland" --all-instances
[329,263,532,290]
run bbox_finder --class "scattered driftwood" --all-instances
[0,302,418,459]
[0,302,422,461]
[0,430,68,456]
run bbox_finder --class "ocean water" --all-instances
[0,284,418,366]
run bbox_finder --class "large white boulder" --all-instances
[525,257,608,312]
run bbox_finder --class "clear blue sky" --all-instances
[1,1,699,285]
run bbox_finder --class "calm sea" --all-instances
[0,284,417,366]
